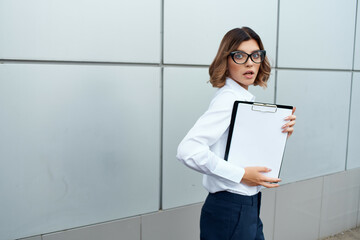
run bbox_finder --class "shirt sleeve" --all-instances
[176,90,245,183]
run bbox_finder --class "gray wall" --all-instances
[0,0,359,239]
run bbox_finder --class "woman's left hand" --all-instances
[282,107,296,137]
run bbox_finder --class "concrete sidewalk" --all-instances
[321,227,360,240]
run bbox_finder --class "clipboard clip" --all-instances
[251,103,277,113]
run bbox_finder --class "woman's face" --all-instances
[227,39,261,90]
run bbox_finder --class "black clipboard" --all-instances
[224,101,293,179]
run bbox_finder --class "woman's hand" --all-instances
[282,107,296,137]
[241,166,281,188]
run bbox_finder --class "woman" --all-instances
[176,27,296,240]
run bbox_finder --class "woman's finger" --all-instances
[284,107,296,138]
[285,115,296,121]
[282,121,296,129]
[288,120,296,127]
[257,166,272,173]
[283,127,294,133]
[260,175,281,183]
[288,129,294,137]
[289,115,296,120]
[262,182,280,188]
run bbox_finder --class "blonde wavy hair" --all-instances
[209,27,271,88]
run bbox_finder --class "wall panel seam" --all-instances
[2,60,357,73]
[0,59,161,67]
[272,189,277,240]
[275,0,281,68]
[274,69,278,104]
[357,174,360,227]
[140,216,143,240]
[345,72,354,170]
[352,0,359,70]
[159,0,165,211]
[160,0,164,65]
[276,67,354,72]
[160,67,164,211]
[318,176,325,239]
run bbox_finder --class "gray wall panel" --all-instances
[319,170,360,238]
[347,73,360,169]
[274,178,323,240]
[0,0,161,63]
[162,67,213,209]
[42,217,140,240]
[164,0,278,65]
[142,203,202,240]
[277,70,351,183]
[260,188,276,240]
[278,0,356,69]
[18,236,42,240]
[0,64,160,240]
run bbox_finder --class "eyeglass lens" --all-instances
[232,51,264,64]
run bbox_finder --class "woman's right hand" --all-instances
[241,167,281,188]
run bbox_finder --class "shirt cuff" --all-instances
[212,157,245,183]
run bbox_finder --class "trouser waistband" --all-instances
[209,191,261,206]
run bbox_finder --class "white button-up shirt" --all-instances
[177,77,261,196]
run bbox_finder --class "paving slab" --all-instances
[321,227,360,240]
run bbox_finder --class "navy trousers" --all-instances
[200,191,264,240]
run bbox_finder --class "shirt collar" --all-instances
[225,77,255,101]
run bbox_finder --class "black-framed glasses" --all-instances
[229,50,266,64]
